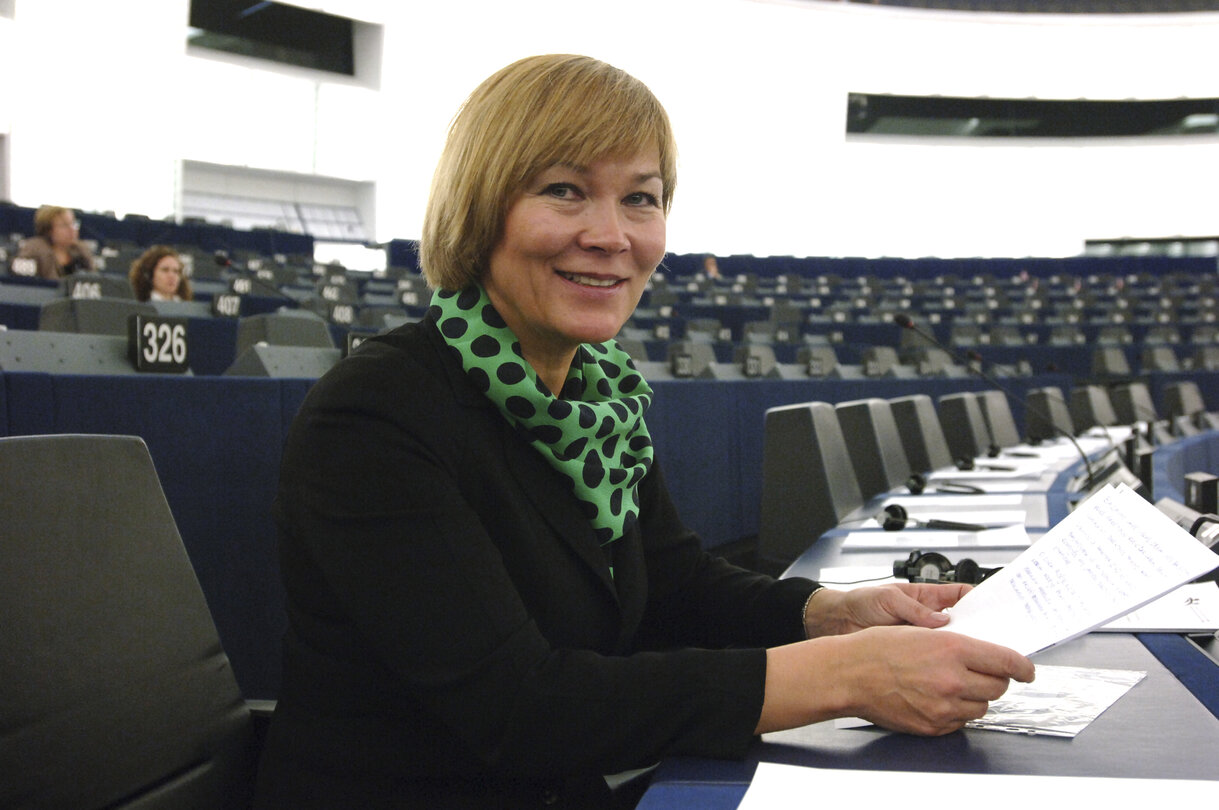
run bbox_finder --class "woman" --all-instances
[253,55,1033,809]
[128,245,193,302]
[15,205,95,279]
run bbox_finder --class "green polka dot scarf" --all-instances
[430,285,655,547]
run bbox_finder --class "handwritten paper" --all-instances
[939,484,1219,655]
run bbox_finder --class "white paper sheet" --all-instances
[841,523,1031,551]
[885,494,1026,509]
[939,484,1219,655]
[831,664,1146,737]
[814,566,900,589]
[966,665,1145,736]
[1097,582,1219,632]
[737,762,1213,809]
[928,466,1046,481]
[854,509,1027,528]
[924,479,1036,493]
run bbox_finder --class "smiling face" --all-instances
[483,150,665,389]
[150,254,183,298]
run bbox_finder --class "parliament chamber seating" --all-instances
[6,202,1219,700]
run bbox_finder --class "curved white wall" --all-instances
[2,0,1216,259]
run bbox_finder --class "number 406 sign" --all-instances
[127,314,190,374]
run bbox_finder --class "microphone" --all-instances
[893,313,1099,491]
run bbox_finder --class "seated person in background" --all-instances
[16,205,96,279]
[252,54,1034,810]
[128,245,193,302]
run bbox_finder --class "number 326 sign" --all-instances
[127,314,190,374]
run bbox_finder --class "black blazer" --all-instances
[254,313,816,809]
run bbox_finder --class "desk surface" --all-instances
[639,433,1219,808]
[640,633,1219,810]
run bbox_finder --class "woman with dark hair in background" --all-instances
[16,205,95,279]
[128,245,192,302]
[253,54,1033,809]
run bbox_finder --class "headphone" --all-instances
[879,504,988,533]
[905,473,984,496]
[893,550,1000,585]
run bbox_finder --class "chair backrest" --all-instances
[937,391,992,462]
[733,343,779,378]
[1110,381,1159,424]
[0,434,258,809]
[835,398,912,499]
[976,390,1023,450]
[1026,386,1075,442]
[759,402,864,567]
[1193,345,1219,371]
[0,330,138,374]
[39,297,157,336]
[1140,345,1180,373]
[664,340,717,378]
[235,310,334,357]
[1070,385,1119,431]
[1163,380,1207,420]
[861,345,900,376]
[797,344,838,377]
[1091,346,1132,377]
[889,394,954,473]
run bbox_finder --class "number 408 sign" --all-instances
[127,314,190,374]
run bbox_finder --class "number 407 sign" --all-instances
[127,314,190,374]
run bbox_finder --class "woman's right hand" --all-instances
[756,625,1035,737]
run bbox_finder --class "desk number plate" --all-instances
[128,314,189,374]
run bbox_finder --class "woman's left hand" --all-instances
[803,583,971,638]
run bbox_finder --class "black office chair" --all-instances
[1092,346,1132,377]
[664,339,717,378]
[976,390,1023,451]
[1070,385,1120,433]
[889,393,955,474]
[1140,345,1181,373]
[937,391,993,463]
[1026,386,1075,443]
[759,402,864,570]
[797,344,840,378]
[0,434,269,809]
[234,309,335,356]
[835,398,912,499]
[1163,381,1219,432]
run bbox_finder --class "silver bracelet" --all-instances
[801,585,825,640]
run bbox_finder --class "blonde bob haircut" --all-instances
[420,54,677,290]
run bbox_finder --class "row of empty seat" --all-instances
[2,276,1214,382]
[757,379,1217,567]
